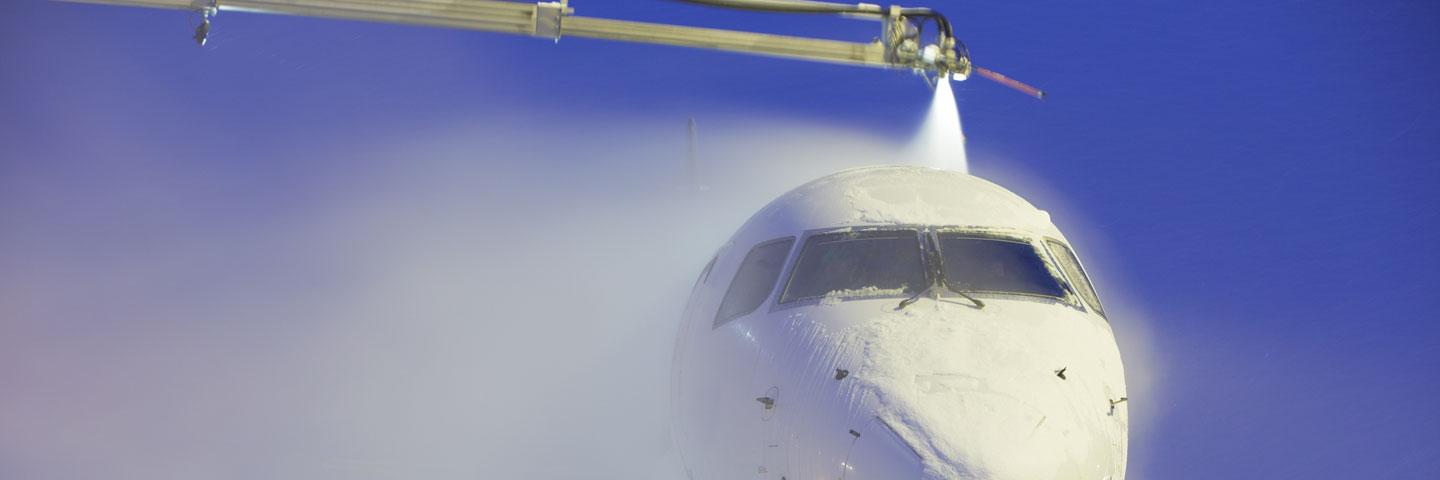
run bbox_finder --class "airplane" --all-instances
[670,165,1127,479]
[53,1,1125,478]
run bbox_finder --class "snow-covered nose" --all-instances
[905,383,1091,478]
[843,368,1114,479]
[842,304,1122,479]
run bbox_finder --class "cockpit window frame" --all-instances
[697,255,717,286]
[713,236,796,329]
[1042,237,1107,319]
[767,226,1086,313]
[776,227,930,307]
[931,228,1077,305]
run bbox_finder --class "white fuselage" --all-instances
[669,166,1128,479]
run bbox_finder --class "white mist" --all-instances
[910,79,969,172]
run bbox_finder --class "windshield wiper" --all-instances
[896,284,933,310]
[899,232,985,310]
[948,285,987,309]
[896,281,985,310]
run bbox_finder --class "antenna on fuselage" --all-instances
[687,117,707,194]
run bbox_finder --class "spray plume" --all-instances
[910,80,968,172]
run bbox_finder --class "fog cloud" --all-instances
[0,112,918,479]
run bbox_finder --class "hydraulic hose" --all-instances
[672,1,953,39]
[671,0,882,16]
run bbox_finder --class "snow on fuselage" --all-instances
[670,166,1128,479]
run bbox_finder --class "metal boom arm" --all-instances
[56,0,1054,97]
[56,0,967,77]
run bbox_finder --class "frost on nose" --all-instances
[844,305,1121,479]
[838,384,1103,479]
[892,383,1092,479]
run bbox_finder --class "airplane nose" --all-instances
[834,306,1124,479]
[843,386,1111,479]
[840,389,1105,475]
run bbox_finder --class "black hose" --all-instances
[671,0,967,61]
[896,8,951,37]
[896,8,966,60]
[671,1,953,39]
[671,0,880,16]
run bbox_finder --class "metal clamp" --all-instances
[534,1,569,41]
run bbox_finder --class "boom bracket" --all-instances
[189,0,216,46]
[533,1,568,41]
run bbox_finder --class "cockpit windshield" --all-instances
[780,230,926,303]
[937,235,1066,298]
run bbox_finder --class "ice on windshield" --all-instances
[1045,239,1105,316]
[937,235,1065,298]
[781,230,926,304]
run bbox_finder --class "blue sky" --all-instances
[3,1,1438,478]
